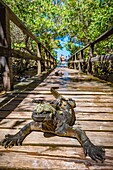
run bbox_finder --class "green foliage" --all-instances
[4,0,113,56]
[93,61,113,80]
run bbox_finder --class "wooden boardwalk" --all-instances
[0,67,113,170]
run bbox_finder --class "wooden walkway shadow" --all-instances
[0,67,113,170]
[0,71,51,121]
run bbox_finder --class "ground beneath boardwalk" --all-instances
[0,67,113,170]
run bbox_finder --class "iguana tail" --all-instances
[50,87,61,99]
[50,87,66,101]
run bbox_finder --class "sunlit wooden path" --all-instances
[0,67,113,170]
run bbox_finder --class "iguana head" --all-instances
[67,98,76,108]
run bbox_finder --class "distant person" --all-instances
[60,54,65,67]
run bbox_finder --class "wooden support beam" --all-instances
[0,47,40,60]
[44,49,48,71]
[74,53,77,70]
[88,43,94,74]
[0,2,12,91]
[79,50,83,72]
[37,43,41,75]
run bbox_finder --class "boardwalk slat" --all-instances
[0,119,113,131]
[0,129,113,147]
[0,146,113,170]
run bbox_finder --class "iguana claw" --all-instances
[83,140,105,162]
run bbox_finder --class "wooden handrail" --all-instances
[91,54,113,62]
[70,27,113,59]
[68,27,113,73]
[0,0,56,91]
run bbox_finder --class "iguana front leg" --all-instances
[1,121,43,148]
[56,124,105,162]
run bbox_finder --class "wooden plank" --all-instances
[76,112,113,121]
[9,93,113,99]
[76,107,113,113]
[2,93,113,104]
[0,129,113,147]
[1,104,113,113]
[0,118,31,129]
[1,95,113,103]
[74,121,113,131]
[0,146,113,170]
[31,86,113,92]
[0,119,113,132]
[2,95,112,112]
[76,102,113,107]
[0,110,113,121]
[12,90,113,95]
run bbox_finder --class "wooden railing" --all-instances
[68,27,113,75]
[0,0,57,91]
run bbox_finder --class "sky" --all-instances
[55,48,70,61]
[55,36,70,61]
[55,35,83,61]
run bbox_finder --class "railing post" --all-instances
[0,3,13,91]
[80,50,83,72]
[37,43,41,75]
[78,50,83,73]
[68,60,70,68]
[44,49,48,71]
[45,51,48,70]
[48,53,51,70]
[53,57,56,68]
[88,43,94,74]
[72,55,74,69]
[74,53,77,70]
[51,56,54,69]
[49,55,52,69]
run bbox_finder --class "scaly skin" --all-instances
[1,87,105,162]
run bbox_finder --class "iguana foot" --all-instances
[83,140,105,162]
[1,134,24,148]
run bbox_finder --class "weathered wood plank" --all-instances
[76,107,113,113]
[0,129,113,147]
[76,112,113,121]
[11,106,113,113]
[10,94,113,102]
[2,94,113,101]
[1,111,113,121]
[0,119,113,132]
[11,90,113,95]
[0,146,113,170]
[32,86,113,91]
